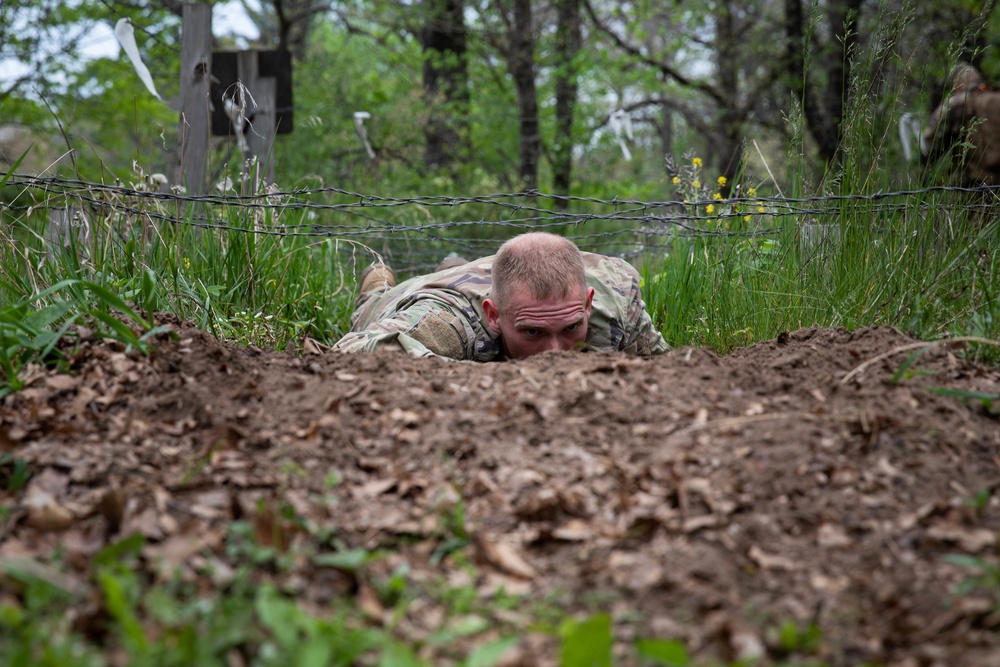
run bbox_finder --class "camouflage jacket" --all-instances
[332,253,670,361]
[923,88,1000,185]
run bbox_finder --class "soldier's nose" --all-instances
[554,337,575,351]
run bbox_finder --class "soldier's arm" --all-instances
[619,265,671,356]
[620,299,671,355]
[332,299,474,360]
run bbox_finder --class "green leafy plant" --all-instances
[0,454,31,492]
[560,613,613,667]
[0,278,173,396]
[943,554,1000,597]
[635,638,690,666]
[775,620,822,655]
[927,387,999,417]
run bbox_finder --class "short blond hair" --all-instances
[491,233,587,310]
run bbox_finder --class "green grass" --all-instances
[3,173,998,369]
[641,187,1000,356]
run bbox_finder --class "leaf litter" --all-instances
[2,318,1000,665]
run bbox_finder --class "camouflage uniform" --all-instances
[922,63,1000,185]
[333,252,670,360]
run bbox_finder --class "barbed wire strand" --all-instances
[4,173,997,271]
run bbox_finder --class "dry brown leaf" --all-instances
[302,337,329,356]
[682,515,720,533]
[608,550,664,591]
[96,487,125,532]
[513,487,560,521]
[24,501,75,531]
[926,524,997,552]
[44,374,79,392]
[354,478,398,499]
[356,580,385,621]
[476,535,536,579]
[22,472,74,531]
[552,519,592,541]
[0,557,89,596]
[817,522,852,548]
[145,534,205,574]
[27,468,69,496]
[253,503,294,551]
[748,545,799,571]
[121,506,164,540]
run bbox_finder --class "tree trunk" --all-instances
[714,4,741,195]
[657,101,674,175]
[785,0,862,165]
[269,0,325,60]
[552,0,581,207]
[422,0,470,172]
[507,0,539,191]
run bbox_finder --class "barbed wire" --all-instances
[7,173,1000,209]
[4,172,998,272]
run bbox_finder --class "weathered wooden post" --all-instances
[176,8,293,197]
[177,3,213,195]
[236,51,276,191]
[211,51,292,193]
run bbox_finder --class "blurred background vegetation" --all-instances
[2,0,998,199]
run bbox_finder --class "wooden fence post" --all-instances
[236,52,277,192]
[177,4,213,196]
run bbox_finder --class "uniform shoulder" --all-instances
[582,252,640,285]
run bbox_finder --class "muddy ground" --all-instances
[2,322,1000,666]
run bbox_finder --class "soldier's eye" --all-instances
[564,323,578,332]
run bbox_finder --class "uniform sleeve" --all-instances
[332,298,475,360]
[620,290,671,356]
[603,257,670,356]
[923,92,966,158]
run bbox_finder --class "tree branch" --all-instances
[582,0,724,106]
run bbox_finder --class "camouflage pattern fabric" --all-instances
[923,67,1000,185]
[333,253,670,360]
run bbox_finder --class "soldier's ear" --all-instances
[483,299,502,334]
[584,287,595,316]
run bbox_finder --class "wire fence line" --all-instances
[4,173,998,273]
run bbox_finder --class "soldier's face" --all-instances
[483,285,594,359]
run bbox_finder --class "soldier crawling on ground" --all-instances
[921,62,1000,186]
[332,232,670,361]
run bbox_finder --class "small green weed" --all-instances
[0,279,173,396]
[635,637,690,666]
[0,454,31,492]
[943,554,1000,597]
[926,387,1000,418]
[560,613,613,667]
[963,487,993,516]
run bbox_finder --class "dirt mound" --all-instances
[3,322,1000,665]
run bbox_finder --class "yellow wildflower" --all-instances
[706,204,715,214]
[183,257,191,270]
[717,176,727,186]
[757,206,765,213]
[672,176,680,185]
[692,180,701,189]
[744,215,751,221]
[693,157,703,168]
[713,192,723,200]
[747,187,757,197]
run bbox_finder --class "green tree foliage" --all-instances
[1,0,999,197]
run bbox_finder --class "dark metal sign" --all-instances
[211,50,293,136]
